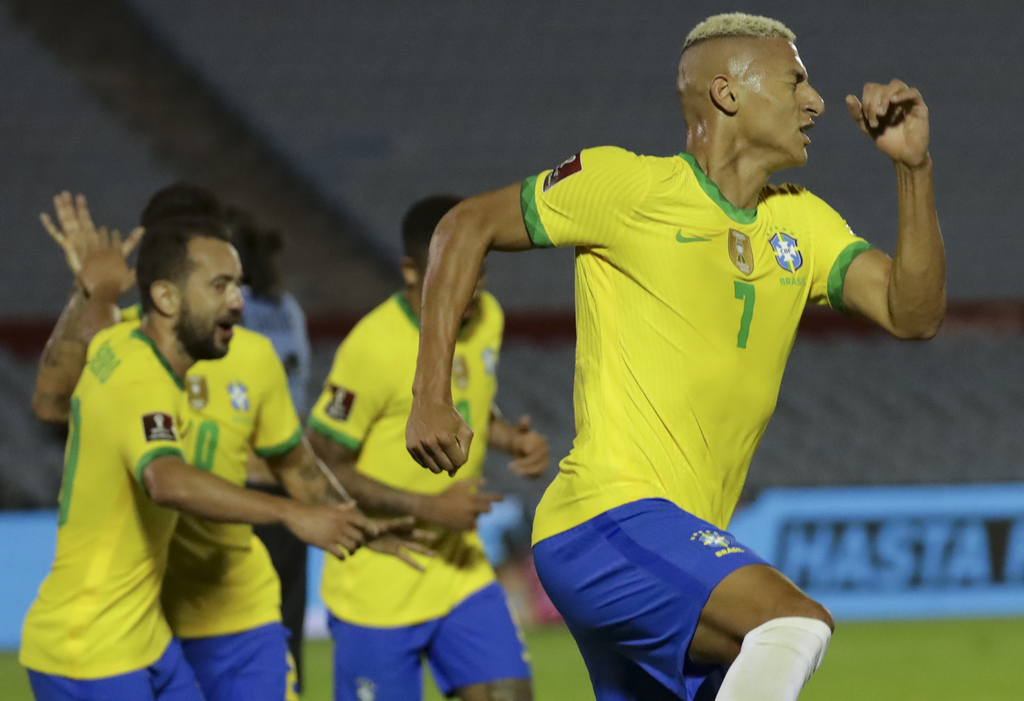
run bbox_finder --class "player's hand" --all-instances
[283,501,370,560]
[418,477,502,531]
[366,527,437,572]
[406,396,474,475]
[846,80,930,169]
[42,191,144,281]
[506,415,549,478]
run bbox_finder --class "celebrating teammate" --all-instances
[23,211,411,701]
[405,13,944,701]
[306,195,548,701]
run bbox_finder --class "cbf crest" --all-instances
[186,375,208,410]
[769,232,803,273]
[227,381,249,412]
[728,229,754,275]
[691,529,746,558]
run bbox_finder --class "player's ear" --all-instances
[149,280,181,317]
[709,75,739,116]
[400,256,422,288]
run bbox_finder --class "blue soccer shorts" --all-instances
[179,622,298,701]
[532,498,767,701]
[27,638,202,701]
[328,582,531,700]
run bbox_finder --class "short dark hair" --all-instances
[401,195,462,270]
[223,206,283,300]
[140,183,222,228]
[136,218,233,313]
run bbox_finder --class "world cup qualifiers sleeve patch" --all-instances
[142,412,178,442]
[542,153,582,192]
[325,385,356,421]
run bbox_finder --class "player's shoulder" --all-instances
[226,326,278,363]
[85,327,182,395]
[337,293,412,356]
[476,290,505,337]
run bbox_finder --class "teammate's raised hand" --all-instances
[418,477,502,531]
[406,396,474,474]
[846,80,930,168]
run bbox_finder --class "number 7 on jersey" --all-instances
[734,281,755,349]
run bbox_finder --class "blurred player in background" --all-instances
[306,195,549,701]
[226,206,315,690]
[406,12,945,701]
[21,216,382,701]
[30,196,425,701]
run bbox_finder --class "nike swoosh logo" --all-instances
[676,230,710,243]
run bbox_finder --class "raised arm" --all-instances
[34,193,142,422]
[841,80,945,339]
[407,183,533,474]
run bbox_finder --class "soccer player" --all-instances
[405,13,945,701]
[306,195,549,701]
[30,194,427,701]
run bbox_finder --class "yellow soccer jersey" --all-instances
[522,147,872,543]
[20,327,186,678]
[308,291,503,627]
[163,326,302,638]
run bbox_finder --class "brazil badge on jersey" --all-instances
[521,146,872,541]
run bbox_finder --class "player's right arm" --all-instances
[33,192,141,422]
[142,455,369,558]
[408,147,650,473]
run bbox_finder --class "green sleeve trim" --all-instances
[520,175,553,248]
[134,446,185,487]
[129,329,184,390]
[254,425,303,460]
[307,415,362,452]
[826,241,874,313]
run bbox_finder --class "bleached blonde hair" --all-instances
[682,13,795,53]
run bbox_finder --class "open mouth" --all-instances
[215,319,236,342]
[799,122,814,144]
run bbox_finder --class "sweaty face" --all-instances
[175,237,244,361]
[735,39,824,169]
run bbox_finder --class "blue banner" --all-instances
[729,484,1024,620]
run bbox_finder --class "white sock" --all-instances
[715,616,833,701]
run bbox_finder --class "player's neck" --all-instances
[403,286,423,319]
[139,316,196,381]
[686,140,773,211]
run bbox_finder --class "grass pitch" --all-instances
[3,619,1024,699]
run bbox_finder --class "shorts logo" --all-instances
[769,231,804,273]
[227,382,249,412]
[542,153,582,192]
[326,385,356,421]
[452,355,470,390]
[691,529,746,558]
[728,229,754,275]
[142,412,177,442]
[355,677,376,701]
[186,375,208,410]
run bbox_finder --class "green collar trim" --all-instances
[394,292,420,330]
[130,329,184,390]
[678,152,758,225]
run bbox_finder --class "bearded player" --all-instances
[406,13,944,701]
[29,193,427,701]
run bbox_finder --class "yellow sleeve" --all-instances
[520,146,652,250]
[307,323,393,451]
[803,191,874,312]
[250,338,303,459]
[118,377,186,488]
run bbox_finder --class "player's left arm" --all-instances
[487,406,549,478]
[267,438,436,570]
[841,80,945,339]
